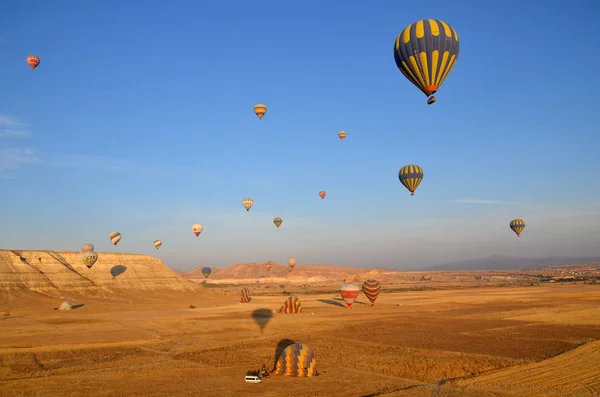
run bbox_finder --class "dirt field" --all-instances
[1,284,599,397]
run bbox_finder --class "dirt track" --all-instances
[1,284,599,396]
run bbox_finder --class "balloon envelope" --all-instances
[398,165,423,196]
[273,217,283,228]
[81,244,94,252]
[254,104,267,119]
[26,56,40,70]
[192,224,203,237]
[319,191,326,199]
[271,343,317,377]
[109,232,121,245]
[242,198,254,211]
[338,131,346,140]
[288,257,296,269]
[266,264,273,272]
[362,280,381,306]
[153,240,162,249]
[240,288,251,303]
[510,219,526,237]
[80,251,98,268]
[340,283,360,307]
[202,266,212,278]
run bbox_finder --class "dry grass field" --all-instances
[1,283,599,397]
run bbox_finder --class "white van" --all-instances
[245,374,262,383]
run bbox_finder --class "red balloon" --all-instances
[339,283,360,308]
[27,56,40,70]
[319,191,326,199]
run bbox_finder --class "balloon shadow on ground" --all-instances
[110,265,127,279]
[317,299,346,308]
[251,308,273,333]
[333,297,367,305]
[272,338,296,372]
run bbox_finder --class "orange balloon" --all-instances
[319,191,326,199]
[27,56,40,70]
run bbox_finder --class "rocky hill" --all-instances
[0,249,199,297]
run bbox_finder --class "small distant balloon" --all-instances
[398,165,423,196]
[81,244,94,252]
[288,257,296,270]
[154,240,162,249]
[242,198,254,211]
[338,131,346,141]
[266,264,273,272]
[192,224,203,237]
[26,56,40,70]
[202,267,212,278]
[109,232,121,246]
[510,219,526,237]
[273,217,282,228]
[319,191,326,199]
[254,104,267,120]
[81,251,98,268]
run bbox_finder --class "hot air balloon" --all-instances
[240,288,250,303]
[266,264,273,272]
[202,267,211,278]
[279,296,302,314]
[109,232,121,245]
[362,280,381,306]
[398,165,423,196]
[254,104,267,120]
[242,198,254,211]
[393,20,460,104]
[288,257,296,270]
[340,283,361,308]
[271,343,317,377]
[319,191,326,199]
[80,251,98,268]
[153,240,162,249]
[273,217,282,228]
[338,131,347,141]
[26,56,40,70]
[81,244,94,252]
[192,224,203,237]
[510,219,526,237]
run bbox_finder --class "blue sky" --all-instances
[1,0,599,271]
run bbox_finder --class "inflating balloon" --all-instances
[398,165,423,196]
[279,296,302,314]
[241,288,251,303]
[510,219,526,237]
[393,19,459,104]
[272,343,317,377]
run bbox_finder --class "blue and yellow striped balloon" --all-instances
[398,165,423,196]
[394,20,459,104]
[510,219,526,237]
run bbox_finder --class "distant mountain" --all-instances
[425,254,600,271]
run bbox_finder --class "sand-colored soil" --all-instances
[1,283,599,397]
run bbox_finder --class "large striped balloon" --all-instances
[339,283,360,308]
[240,288,250,303]
[271,343,317,377]
[362,280,381,306]
[398,164,423,196]
[393,19,459,103]
[279,296,302,314]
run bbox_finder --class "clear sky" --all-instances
[1,0,599,271]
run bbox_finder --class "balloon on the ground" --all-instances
[109,232,121,245]
[362,280,381,306]
[242,198,254,211]
[340,283,361,307]
[279,296,302,314]
[240,288,250,303]
[254,104,267,120]
[393,19,459,104]
[192,224,203,237]
[273,217,282,228]
[510,219,526,237]
[80,251,98,268]
[27,56,40,70]
[153,240,162,249]
[398,165,423,196]
[271,343,317,377]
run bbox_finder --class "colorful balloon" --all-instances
[240,288,250,303]
[266,264,273,272]
[272,343,317,377]
[288,257,296,270]
[254,104,267,120]
[319,191,326,199]
[362,280,381,306]
[273,217,282,228]
[153,240,162,249]
[340,283,361,308]
[279,296,302,314]
[338,131,346,141]
[26,56,40,70]
[109,232,121,246]
[510,219,526,237]
[202,266,211,278]
[81,244,94,252]
[394,20,459,104]
[398,165,423,196]
[192,224,203,237]
[242,198,254,211]
[80,251,98,268]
